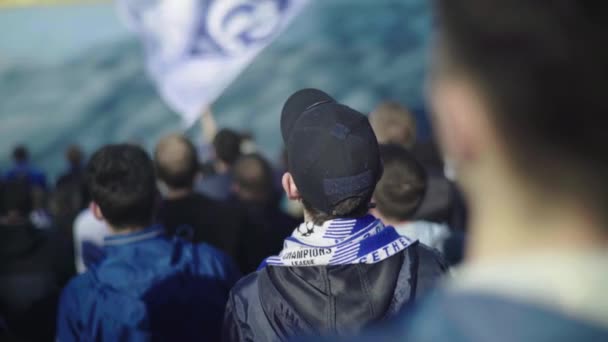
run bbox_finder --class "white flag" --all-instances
[118,0,308,125]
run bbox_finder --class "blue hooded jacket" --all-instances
[56,225,240,342]
[301,291,608,342]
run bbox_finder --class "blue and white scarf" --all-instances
[260,215,415,268]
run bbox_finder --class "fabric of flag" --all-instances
[117,0,308,125]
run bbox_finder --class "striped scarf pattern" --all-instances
[260,215,415,268]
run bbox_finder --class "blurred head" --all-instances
[233,153,275,205]
[280,89,382,225]
[154,134,198,191]
[12,145,29,164]
[432,1,608,226]
[213,129,242,167]
[369,101,417,149]
[65,144,84,169]
[372,145,427,223]
[86,144,156,230]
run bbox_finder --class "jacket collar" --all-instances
[448,249,608,327]
[104,224,164,247]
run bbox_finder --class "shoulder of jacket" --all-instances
[230,270,262,300]
[416,243,448,267]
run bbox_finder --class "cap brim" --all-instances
[281,88,335,143]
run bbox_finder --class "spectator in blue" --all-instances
[57,144,240,342]
[4,145,47,191]
[222,89,446,341]
[326,1,608,341]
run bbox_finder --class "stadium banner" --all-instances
[117,0,309,125]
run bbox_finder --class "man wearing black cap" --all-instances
[222,89,447,341]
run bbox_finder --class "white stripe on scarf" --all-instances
[260,215,415,268]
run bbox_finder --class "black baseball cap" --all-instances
[281,88,382,213]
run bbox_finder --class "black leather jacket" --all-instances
[222,242,446,341]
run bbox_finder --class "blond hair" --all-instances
[369,101,417,148]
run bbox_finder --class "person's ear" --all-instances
[90,202,105,222]
[369,196,380,219]
[282,172,301,201]
[430,74,487,170]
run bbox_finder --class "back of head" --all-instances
[154,134,199,190]
[12,145,29,164]
[86,144,156,229]
[213,129,242,166]
[369,101,417,149]
[374,145,427,222]
[281,89,383,225]
[233,153,274,204]
[434,0,608,222]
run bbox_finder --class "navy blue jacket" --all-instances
[57,225,240,342]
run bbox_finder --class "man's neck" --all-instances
[373,214,407,228]
[465,185,608,264]
[109,225,148,235]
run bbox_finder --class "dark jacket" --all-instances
[236,201,300,274]
[0,223,63,341]
[222,242,446,341]
[157,193,244,261]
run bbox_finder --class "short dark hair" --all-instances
[12,145,28,163]
[302,197,369,226]
[154,134,198,189]
[435,0,608,215]
[213,129,242,166]
[86,144,156,229]
[374,144,426,222]
[233,153,274,204]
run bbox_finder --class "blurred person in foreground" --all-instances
[155,134,243,262]
[231,153,299,274]
[371,145,453,257]
[57,144,240,342]
[0,180,63,341]
[343,1,608,341]
[197,128,243,201]
[222,89,447,341]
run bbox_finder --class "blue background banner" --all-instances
[0,0,432,179]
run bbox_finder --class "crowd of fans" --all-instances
[0,90,463,341]
[1,0,608,341]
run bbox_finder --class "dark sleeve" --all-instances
[222,293,243,342]
[414,244,448,299]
